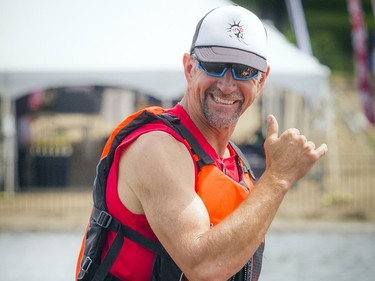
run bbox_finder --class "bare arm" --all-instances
[119,115,328,281]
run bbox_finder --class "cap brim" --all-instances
[194,46,267,73]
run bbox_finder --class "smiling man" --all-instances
[76,5,328,281]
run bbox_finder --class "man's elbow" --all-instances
[182,261,236,281]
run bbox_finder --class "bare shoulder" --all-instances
[118,130,196,213]
[124,130,193,175]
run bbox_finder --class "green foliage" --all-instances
[233,0,375,75]
[312,31,354,73]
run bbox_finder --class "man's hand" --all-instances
[264,114,328,187]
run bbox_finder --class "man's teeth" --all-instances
[213,96,235,105]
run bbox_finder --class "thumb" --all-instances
[266,114,279,142]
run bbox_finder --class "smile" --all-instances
[212,95,236,105]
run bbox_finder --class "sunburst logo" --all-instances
[227,20,247,45]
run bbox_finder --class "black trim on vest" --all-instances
[92,207,168,257]
[159,113,215,169]
[229,141,256,181]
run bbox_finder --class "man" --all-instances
[76,5,328,281]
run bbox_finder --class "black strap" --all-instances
[92,207,168,257]
[230,140,256,181]
[120,224,168,257]
[159,113,255,179]
[92,228,124,281]
[89,207,169,281]
[159,113,214,169]
[103,274,122,281]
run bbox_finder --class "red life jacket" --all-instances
[76,106,265,281]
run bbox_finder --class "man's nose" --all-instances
[217,69,237,94]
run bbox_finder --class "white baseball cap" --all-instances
[190,5,268,72]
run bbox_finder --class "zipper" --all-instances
[247,258,253,281]
[228,259,251,281]
[242,262,248,281]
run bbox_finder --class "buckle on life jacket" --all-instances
[79,256,93,278]
[96,210,113,229]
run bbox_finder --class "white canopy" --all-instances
[0,0,331,193]
[0,0,330,100]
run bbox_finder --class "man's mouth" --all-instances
[212,95,236,105]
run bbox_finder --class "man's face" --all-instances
[184,54,267,129]
[201,79,244,128]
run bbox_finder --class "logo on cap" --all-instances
[227,20,248,45]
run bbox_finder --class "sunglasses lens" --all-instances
[232,64,259,80]
[199,62,227,77]
[197,58,259,81]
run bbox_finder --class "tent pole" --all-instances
[285,0,313,56]
[1,96,16,197]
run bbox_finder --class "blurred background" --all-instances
[0,0,374,280]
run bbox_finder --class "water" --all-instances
[1,229,374,281]
[0,231,82,281]
[261,230,375,281]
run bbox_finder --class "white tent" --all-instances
[0,0,330,192]
[0,0,330,100]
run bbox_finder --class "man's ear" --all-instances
[259,65,270,88]
[183,53,194,82]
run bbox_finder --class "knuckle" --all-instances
[305,141,315,149]
[300,135,307,144]
[284,129,297,138]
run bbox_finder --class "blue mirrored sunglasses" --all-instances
[195,59,259,81]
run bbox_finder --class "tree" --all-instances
[235,0,375,74]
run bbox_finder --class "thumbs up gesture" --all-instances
[263,115,328,187]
